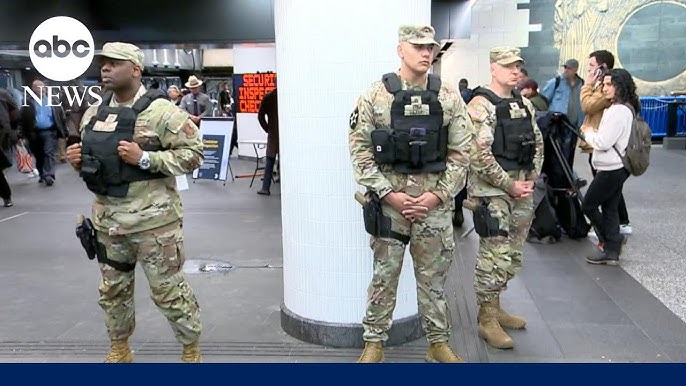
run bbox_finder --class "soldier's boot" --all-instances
[181,342,202,363]
[478,302,514,349]
[356,342,384,363]
[425,342,465,363]
[104,339,134,363]
[494,297,526,330]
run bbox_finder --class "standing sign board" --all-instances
[192,117,234,184]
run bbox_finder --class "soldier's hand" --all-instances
[415,192,441,211]
[117,141,144,165]
[402,192,441,221]
[509,181,534,199]
[402,205,429,222]
[66,142,82,171]
[383,192,415,214]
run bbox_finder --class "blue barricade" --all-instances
[640,96,686,137]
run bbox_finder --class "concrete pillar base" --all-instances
[280,304,425,348]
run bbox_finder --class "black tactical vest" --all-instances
[472,87,536,171]
[370,73,447,174]
[80,89,168,198]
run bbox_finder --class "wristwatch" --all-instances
[138,151,151,170]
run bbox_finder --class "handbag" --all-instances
[14,139,34,173]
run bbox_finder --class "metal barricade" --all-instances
[639,96,686,137]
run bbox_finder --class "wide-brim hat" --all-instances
[185,75,203,88]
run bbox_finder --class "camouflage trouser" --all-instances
[96,220,202,345]
[362,203,455,344]
[473,194,534,305]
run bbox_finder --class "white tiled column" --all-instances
[275,0,431,347]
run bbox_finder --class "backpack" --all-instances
[553,189,591,239]
[614,104,651,176]
[528,174,562,244]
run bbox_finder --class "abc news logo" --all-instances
[22,85,102,108]
[26,16,102,107]
[33,35,91,59]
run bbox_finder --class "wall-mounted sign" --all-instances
[232,72,276,113]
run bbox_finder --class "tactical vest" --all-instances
[472,87,535,171]
[370,73,448,174]
[80,89,168,198]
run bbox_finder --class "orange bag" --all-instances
[15,139,33,173]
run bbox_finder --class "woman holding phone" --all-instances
[580,68,637,265]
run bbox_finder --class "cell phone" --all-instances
[66,134,82,147]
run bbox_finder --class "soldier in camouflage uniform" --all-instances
[65,43,203,363]
[466,47,543,349]
[349,25,473,363]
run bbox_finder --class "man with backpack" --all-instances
[541,59,584,129]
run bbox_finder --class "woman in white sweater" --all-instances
[580,68,638,265]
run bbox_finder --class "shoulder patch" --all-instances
[349,106,359,129]
[467,105,487,123]
[182,121,198,139]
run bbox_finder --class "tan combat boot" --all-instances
[425,342,465,363]
[478,302,514,349]
[494,297,527,330]
[181,342,202,363]
[356,342,384,363]
[104,339,134,363]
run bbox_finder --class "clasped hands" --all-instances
[65,141,143,171]
[508,180,534,199]
[383,191,441,222]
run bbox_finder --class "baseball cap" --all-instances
[489,46,524,65]
[563,59,579,69]
[96,42,144,70]
[398,25,439,46]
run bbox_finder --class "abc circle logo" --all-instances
[29,16,94,82]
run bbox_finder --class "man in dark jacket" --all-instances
[256,88,278,196]
[19,79,67,186]
[0,88,18,206]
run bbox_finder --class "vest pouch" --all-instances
[80,154,108,195]
[371,129,396,164]
[99,154,125,186]
[395,131,411,165]
[417,127,440,164]
[517,132,536,167]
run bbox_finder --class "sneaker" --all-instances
[45,176,54,186]
[586,249,619,265]
[620,224,632,235]
[257,189,270,196]
[2,198,12,207]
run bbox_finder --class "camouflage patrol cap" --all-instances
[398,25,439,46]
[96,42,144,70]
[489,46,524,65]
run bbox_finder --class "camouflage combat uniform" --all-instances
[350,72,472,345]
[80,69,203,349]
[467,86,543,306]
[466,47,544,349]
